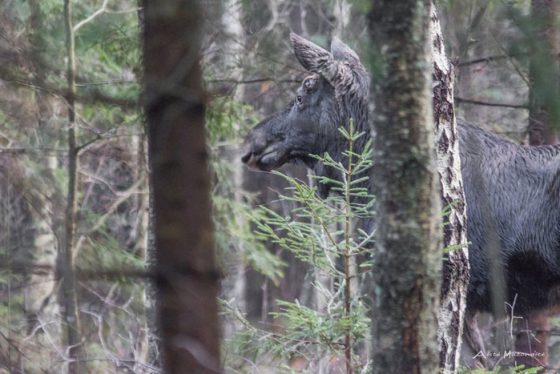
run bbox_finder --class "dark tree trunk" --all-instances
[135,3,161,368]
[369,1,443,373]
[431,4,470,373]
[143,0,221,372]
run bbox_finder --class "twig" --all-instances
[455,97,528,109]
[458,53,528,67]
[207,77,300,85]
[105,7,141,15]
[73,0,110,32]
[73,177,145,257]
[75,79,136,86]
[491,33,530,86]
[0,73,138,109]
[0,262,221,282]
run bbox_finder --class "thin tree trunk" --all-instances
[221,0,247,332]
[143,0,221,372]
[0,160,30,371]
[135,3,160,370]
[25,0,61,355]
[332,0,351,39]
[430,4,470,373]
[527,0,560,145]
[369,1,443,373]
[131,133,156,373]
[62,1,82,372]
[144,181,160,369]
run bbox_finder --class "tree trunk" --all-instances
[369,1,443,373]
[62,1,83,372]
[515,0,560,368]
[135,4,161,369]
[144,181,160,369]
[431,4,470,373]
[220,0,248,335]
[0,159,32,371]
[143,0,221,372]
[25,0,62,358]
[527,0,560,145]
[332,0,351,39]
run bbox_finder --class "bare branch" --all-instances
[456,96,529,109]
[0,67,138,109]
[458,53,525,67]
[0,263,221,282]
[207,77,300,85]
[73,177,145,257]
[73,0,110,33]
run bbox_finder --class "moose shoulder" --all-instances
[241,33,560,316]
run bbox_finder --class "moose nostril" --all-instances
[241,151,252,164]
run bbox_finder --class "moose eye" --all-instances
[296,95,303,105]
[304,78,316,91]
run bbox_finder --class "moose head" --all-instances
[241,33,370,196]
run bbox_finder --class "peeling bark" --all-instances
[430,5,469,373]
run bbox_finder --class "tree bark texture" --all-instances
[143,0,221,372]
[369,1,443,373]
[430,4,469,373]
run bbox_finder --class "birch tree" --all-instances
[431,4,469,373]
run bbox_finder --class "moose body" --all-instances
[242,33,560,316]
[458,122,560,313]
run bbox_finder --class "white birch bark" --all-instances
[431,4,470,373]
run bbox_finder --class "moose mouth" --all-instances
[241,146,288,172]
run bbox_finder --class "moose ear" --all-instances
[290,33,361,91]
[290,32,333,73]
[331,37,360,65]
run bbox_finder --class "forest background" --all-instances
[0,0,557,373]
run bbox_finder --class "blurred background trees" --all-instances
[0,0,559,372]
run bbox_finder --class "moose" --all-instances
[241,33,560,350]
